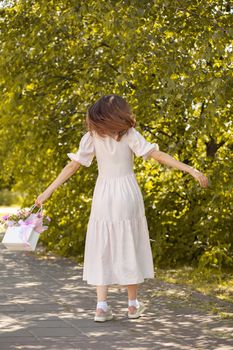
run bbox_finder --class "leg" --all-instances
[95,285,113,321]
[127,284,141,316]
[96,285,108,302]
[95,285,108,315]
[127,283,138,300]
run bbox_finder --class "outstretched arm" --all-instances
[35,160,81,206]
[149,150,209,188]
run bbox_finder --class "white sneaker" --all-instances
[128,301,146,319]
[94,305,114,322]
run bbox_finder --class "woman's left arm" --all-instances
[149,150,209,188]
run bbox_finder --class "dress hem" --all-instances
[82,275,155,286]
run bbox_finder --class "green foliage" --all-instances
[0,189,22,206]
[0,0,232,271]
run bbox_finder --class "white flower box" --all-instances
[2,225,40,251]
[1,204,50,251]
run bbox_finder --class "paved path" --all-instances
[0,242,232,350]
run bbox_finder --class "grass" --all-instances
[155,266,233,304]
[154,266,233,318]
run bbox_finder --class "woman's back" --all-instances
[67,127,159,179]
[66,127,158,285]
[93,129,134,178]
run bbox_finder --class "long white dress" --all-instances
[67,127,159,286]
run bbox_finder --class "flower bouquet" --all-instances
[0,204,51,251]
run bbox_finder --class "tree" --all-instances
[0,0,232,269]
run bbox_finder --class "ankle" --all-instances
[128,298,140,308]
[96,300,108,312]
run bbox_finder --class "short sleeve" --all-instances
[127,127,159,161]
[67,131,95,167]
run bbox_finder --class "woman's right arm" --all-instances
[35,160,81,206]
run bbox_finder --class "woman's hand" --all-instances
[35,191,51,207]
[189,169,209,188]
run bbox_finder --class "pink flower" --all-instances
[1,215,9,220]
[18,219,32,226]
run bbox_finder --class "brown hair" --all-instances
[85,94,136,141]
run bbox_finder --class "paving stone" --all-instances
[27,319,73,328]
[0,336,38,344]
[18,303,66,312]
[0,345,75,350]
[29,326,85,338]
[0,304,25,312]
[0,243,232,350]
[0,329,32,337]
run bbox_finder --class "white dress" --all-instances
[67,127,159,286]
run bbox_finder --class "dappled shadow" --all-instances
[0,243,233,350]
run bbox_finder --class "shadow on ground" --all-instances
[0,242,233,350]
